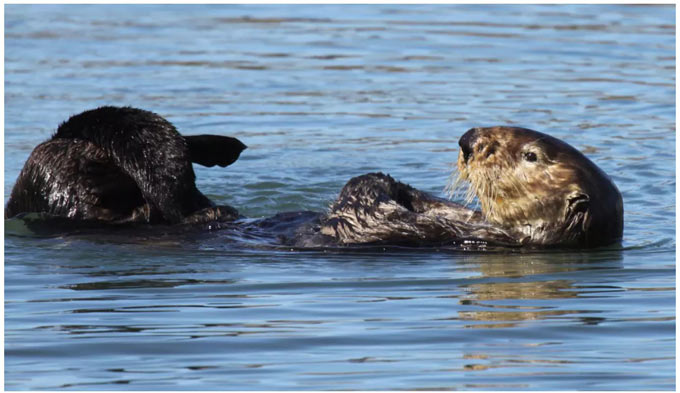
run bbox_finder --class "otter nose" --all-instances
[459,128,479,163]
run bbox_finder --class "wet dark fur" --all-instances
[6,106,245,224]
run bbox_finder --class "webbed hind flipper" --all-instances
[184,135,247,167]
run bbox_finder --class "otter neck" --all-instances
[480,192,568,240]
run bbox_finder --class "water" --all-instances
[4,4,675,390]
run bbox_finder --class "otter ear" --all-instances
[184,135,247,168]
[565,192,590,231]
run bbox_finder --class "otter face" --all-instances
[454,126,623,247]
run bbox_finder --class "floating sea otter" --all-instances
[5,107,623,248]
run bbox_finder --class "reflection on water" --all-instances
[451,251,624,328]
[4,4,675,391]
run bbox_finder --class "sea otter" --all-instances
[5,107,623,248]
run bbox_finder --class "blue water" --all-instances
[4,4,675,390]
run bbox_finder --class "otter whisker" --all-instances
[445,167,467,200]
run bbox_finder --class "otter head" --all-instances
[454,126,623,247]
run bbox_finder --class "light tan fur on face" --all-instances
[448,127,584,236]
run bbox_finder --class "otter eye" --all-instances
[523,152,538,162]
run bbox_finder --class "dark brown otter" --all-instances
[5,108,623,248]
[320,127,623,248]
[5,106,246,224]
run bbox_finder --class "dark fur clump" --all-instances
[6,106,246,224]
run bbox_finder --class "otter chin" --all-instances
[452,126,623,247]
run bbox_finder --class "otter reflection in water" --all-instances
[5,107,623,248]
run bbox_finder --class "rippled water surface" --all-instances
[4,4,675,390]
